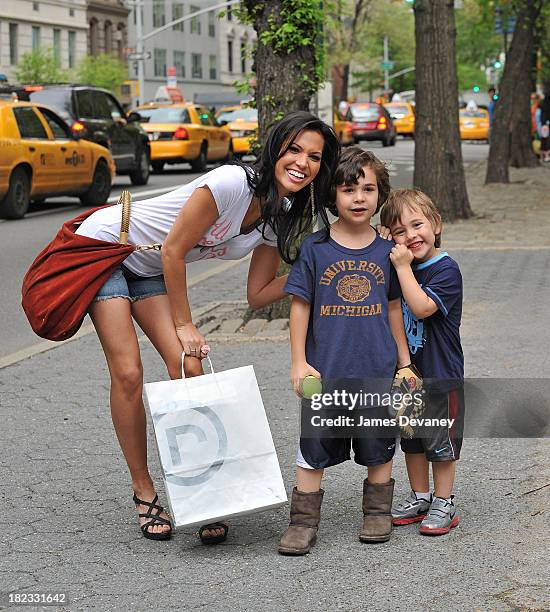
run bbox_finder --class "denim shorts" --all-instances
[94,265,167,303]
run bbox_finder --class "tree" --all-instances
[325,0,370,101]
[486,0,542,183]
[14,49,68,84]
[240,0,324,141]
[76,54,128,95]
[414,0,472,221]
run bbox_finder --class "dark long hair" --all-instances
[229,111,340,264]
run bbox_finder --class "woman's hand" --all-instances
[175,323,210,358]
[290,361,321,397]
[376,224,392,240]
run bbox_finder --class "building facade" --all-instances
[126,0,255,107]
[87,0,129,60]
[0,0,88,83]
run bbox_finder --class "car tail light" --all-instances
[71,121,86,135]
[376,116,387,130]
[173,127,189,140]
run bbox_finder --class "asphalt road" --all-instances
[0,139,489,359]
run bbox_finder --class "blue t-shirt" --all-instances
[285,231,401,380]
[402,252,464,389]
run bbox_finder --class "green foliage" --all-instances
[455,0,503,90]
[14,48,68,84]
[75,54,128,94]
[241,0,325,95]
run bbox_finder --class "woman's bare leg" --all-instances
[89,297,169,536]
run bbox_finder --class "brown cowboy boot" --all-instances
[359,478,395,543]
[278,487,324,555]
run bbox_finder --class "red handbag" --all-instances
[21,191,161,342]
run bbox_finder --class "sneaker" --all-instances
[419,496,460,535]
[392,491,432,526]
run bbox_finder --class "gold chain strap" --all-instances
[117,190,162,251]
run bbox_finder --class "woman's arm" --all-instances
[162,186,220,354]
[289,296,320,395]
[247,244,288,309]
[388,298,411,368]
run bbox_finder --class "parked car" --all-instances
[0,100,115,219]
[347,103,396,146]
[26,85,150,185]
[383,102,415,137]
[215,105,257,157]
[459,108,489,141]
[130,103,232,172]
[333,110,354,145]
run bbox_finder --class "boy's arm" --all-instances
[388,298,411,368]
[289,296,321,396]
[390,244,438,319]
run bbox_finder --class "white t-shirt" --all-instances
[75,165,277,277]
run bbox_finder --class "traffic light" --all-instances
[473,85,480,93]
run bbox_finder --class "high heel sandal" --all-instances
[133,493,173,541]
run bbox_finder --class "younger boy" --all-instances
[380,189,464,536]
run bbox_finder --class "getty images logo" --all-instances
[154,403,228,487]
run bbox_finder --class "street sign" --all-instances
[381,61,395,70]
[127,52,151,61]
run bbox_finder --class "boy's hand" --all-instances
[376,224,392,240]
[291,362,321,397]
[390,243,414,268]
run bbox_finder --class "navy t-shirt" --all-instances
[285,231,401,381]
[402,252,464,389]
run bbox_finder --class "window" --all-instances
[53,29,61,64]
[191,53,202,79]
[154,48,167,77]
[208,11,215,37]
[172,3,184,31]
[37,107,72,139]
[174,51,185,78]
[13,107,48,139]
[33,1,39,10]
[32,26,41,51]
[69,7,74,17]
[138,107,191,123]
[104,94,124,120]
[227,40,233,73]
[190,5,201,34]
[9,24,18,65]
[76,90,94,118]
[92,91,112,120]
[104,21,113,54]
[240,41,246,73]
[68,31,76,68]
[227,3,232,21]
[153,0,166,28]
[209,55,217,80]
[90,19,98,55]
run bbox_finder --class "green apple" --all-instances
[302,375,322,399]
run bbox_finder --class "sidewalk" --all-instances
[1,163,549,611]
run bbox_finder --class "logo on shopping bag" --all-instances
[154,404,228,486]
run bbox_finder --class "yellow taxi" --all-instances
[129,103,232,172]
[383,102,415,136]
[459,108,490,141]
[333,110,354,145]
[215,105,258,157]
[0,100,115,219]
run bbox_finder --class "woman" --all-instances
[75,111,340,542]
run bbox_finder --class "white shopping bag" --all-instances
[143,354,287,527]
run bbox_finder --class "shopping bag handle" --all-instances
[180,352,215,379]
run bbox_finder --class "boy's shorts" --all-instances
[400,386,464,461]
[297,436,396,470]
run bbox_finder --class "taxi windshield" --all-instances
[217,108,257,123]
[138,107,191,123]
[460,110,487,118]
